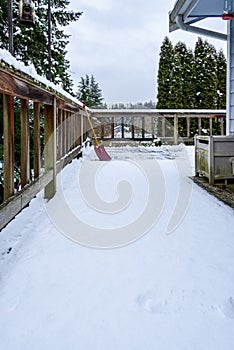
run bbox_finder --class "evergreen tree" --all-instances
[169,42,184,109]
[0,0,82,93]
[77,74,104,107]
[216,49,226,109]
[156,37,174,108]
[170,42,196,135]
[182,47,196,108]
[194,37,218,109]
[169,41,195,109]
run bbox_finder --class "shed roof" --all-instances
[169,0,229,32]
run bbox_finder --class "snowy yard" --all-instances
[0,145,234,350]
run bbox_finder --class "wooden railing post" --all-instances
[131,117,135,139]
[209,116,213,136]
[142,116,145,139]
[67,111,71,152]
[62,110,66,156]
[174,113,178,145]
[33,102,41,179]
[44,97,56,199]
[3,95,14,200]
[162,116,166,138]
[111,117,114,138]
[220,117,224,135]
[77,112,82,146]
[198,117,202,135]
[121,116,124,138]
[151,116,155,139]
[57,109,62,160]
[187,116,190,138]
[20,99,30,187]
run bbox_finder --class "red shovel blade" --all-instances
[94,144,111,161]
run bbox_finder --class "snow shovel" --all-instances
[84,106,111,161]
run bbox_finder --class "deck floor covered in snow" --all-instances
[0,145,234,350]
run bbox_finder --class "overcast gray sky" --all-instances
[66,0,227,104]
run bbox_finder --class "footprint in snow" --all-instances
[222,297,234,319]
[137,291,181,315]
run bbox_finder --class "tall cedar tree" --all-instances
[216,49,226,109]
[0,0,82,93]
[169,42,196,109]
[194,37,218,109]
[156,37,174,108]
[170,42,196,135]
[77,74,104,107]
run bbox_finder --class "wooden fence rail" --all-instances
[89,109,226,145]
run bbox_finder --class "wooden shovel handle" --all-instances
[84,106,99,146]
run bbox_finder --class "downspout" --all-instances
[175,14,227,41]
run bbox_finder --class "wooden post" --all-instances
[132,117,135,139]
[77,113,82,146]
[65,111,69,154]
[57,109,62,160]
[198,117,202,135]
[220,117,224,135]
[151,116,155,139]
[142,116,145,139]
[121,116,124,138]
[33,102,41,179]
[62,110,66,156]
[66,111,70,152]
[73,113,77,147]
[208,136,214,185]
[70,112,73,149]
[80,112,84,144]
[111,117,114,139]
[174,114,178,145]
[44,97,56,199]
[209,117,213,136]
[20,99,30,188]
[101,120,104,140]
[187,116,190,139]
[3,95,14,200]
[162,116,166,138]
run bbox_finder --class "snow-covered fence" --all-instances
[89,109,226,144]
[0,54,85,229]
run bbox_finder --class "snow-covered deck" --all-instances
[0,145,234,350]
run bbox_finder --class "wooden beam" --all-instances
[44,97,57,199]
[20,99,30,188]
[33,102,41,179]
[162,116,166,138]
[121,116,124,138]
[77,113,82,146]
[198,117,202,135]
[142,117,145,139]
[186,116,190,138]
[57,109,63,160]
[174,114,178,145]
[111,117,114,139]
[132,117,135,139]
[0,70,53,105]
[3,95,14,200]
[209,117,213,136]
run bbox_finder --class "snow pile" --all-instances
[0,48,83,107]
[0,145,234,349]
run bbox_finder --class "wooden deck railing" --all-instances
[0,58,85,229]
[88,109,226,145]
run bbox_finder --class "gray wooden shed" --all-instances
[169,0,234,136]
